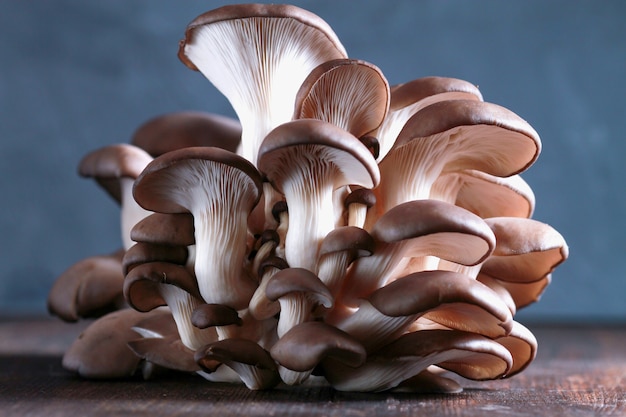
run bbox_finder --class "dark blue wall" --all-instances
[1,1,624,322]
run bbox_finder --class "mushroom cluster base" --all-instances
[47,3,568,393]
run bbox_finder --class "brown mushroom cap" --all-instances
[47,250,126,322]
[78,143,153,203]
[133,146,263,214]
[388,76,483,111]
[191,303,242,329]
[481,217,569,283]
[318,226,375,260]
[128,335,201,374]
[131,111,241,157]
[62,309,154,379]
[194,338,280,390]
[123,262,201,312]
[293,58,390,138]
[270,321,366,372]
[130,212,195,247]
[265,267,333,308]
[122,242,189,275]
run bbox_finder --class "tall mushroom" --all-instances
[257,119,379,272]
[132,147,263,313]
[178,3,348,165]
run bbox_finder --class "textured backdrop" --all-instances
[1,0,624,322]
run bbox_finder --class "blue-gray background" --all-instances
[1,1,624,322]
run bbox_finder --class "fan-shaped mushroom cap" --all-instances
[375,76,483,161]
[432,170,536,218]
[482,217,569,283]
[178,3,347,164]
[79,143,153,249]
[371,99,541,221]
[293,58,390,138]
[323,329,512,392]
[62,309,157,379]
[195,338,280,390]
[258,119,379,271]
[495,320,538,377]
[47,250,126,322]
[270,321,366,373]
[131,111,241,157]
[130,213,195,247]
[122,242,188,275]
[133,146,263,310]
[340,199,495,306]
[191,303,242,329]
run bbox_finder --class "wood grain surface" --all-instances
[1,318,624,416]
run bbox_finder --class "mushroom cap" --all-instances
[265,267,333,309]
[371,199,496,266]
[47,250,126,322]
[133,146,263,214]
[293,58,390,138]
[62,309,153,379]
[258,118,381,192]
[122,242,189,275]
[367,269,513,338]
[482,217,569,283]
[78,143,153,203]
[495,320,538,377]
[131,111,241,157]
[123,261,201,312]
[191,303,242,329]
[433,170,536,218]
[270,321,366,372]
[392,99,541,177]
[318,226,375,259]
[130,212,195,247]
[178,3,347,71]
[128,335,201,373]
[389,76,483,111]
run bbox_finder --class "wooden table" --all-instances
[1,318,624,416]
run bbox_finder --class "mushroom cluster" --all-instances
[48,3,568,393]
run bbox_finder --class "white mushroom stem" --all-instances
[158,284,215,350]
[120,177,151,250]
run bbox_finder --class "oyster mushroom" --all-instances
[257,119,380,272]
[132,147,263,312]
[123,261,213,350]
[131,111,241,157]
[375,76,483,161]
[195,338,280,390]
[122,242,188,275]
[293,58,390,139]
[47,250,126,322]
[323,329,512,392]
[130,212,195,247]
[368,99,541,226]
[178,3,348,165]
[333,270,513,352]
[78,143,153,250]
[340,199,495,307]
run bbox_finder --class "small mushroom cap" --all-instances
[130,212,195,246]
[133,146,263,214]
[265,267,333,309]
[123,262,201,312]
[178,3,347,71]
[318,226,375,259]
[270,321,366,372]
[47,250,126,322]
[131,111,241,157]
[293,58,390,138]
[194,338,280,390]
[78,143,153,203]
[191,303,242,329]
[122,242,188,275]
[258,118,381,191]
[344,187,376,209]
